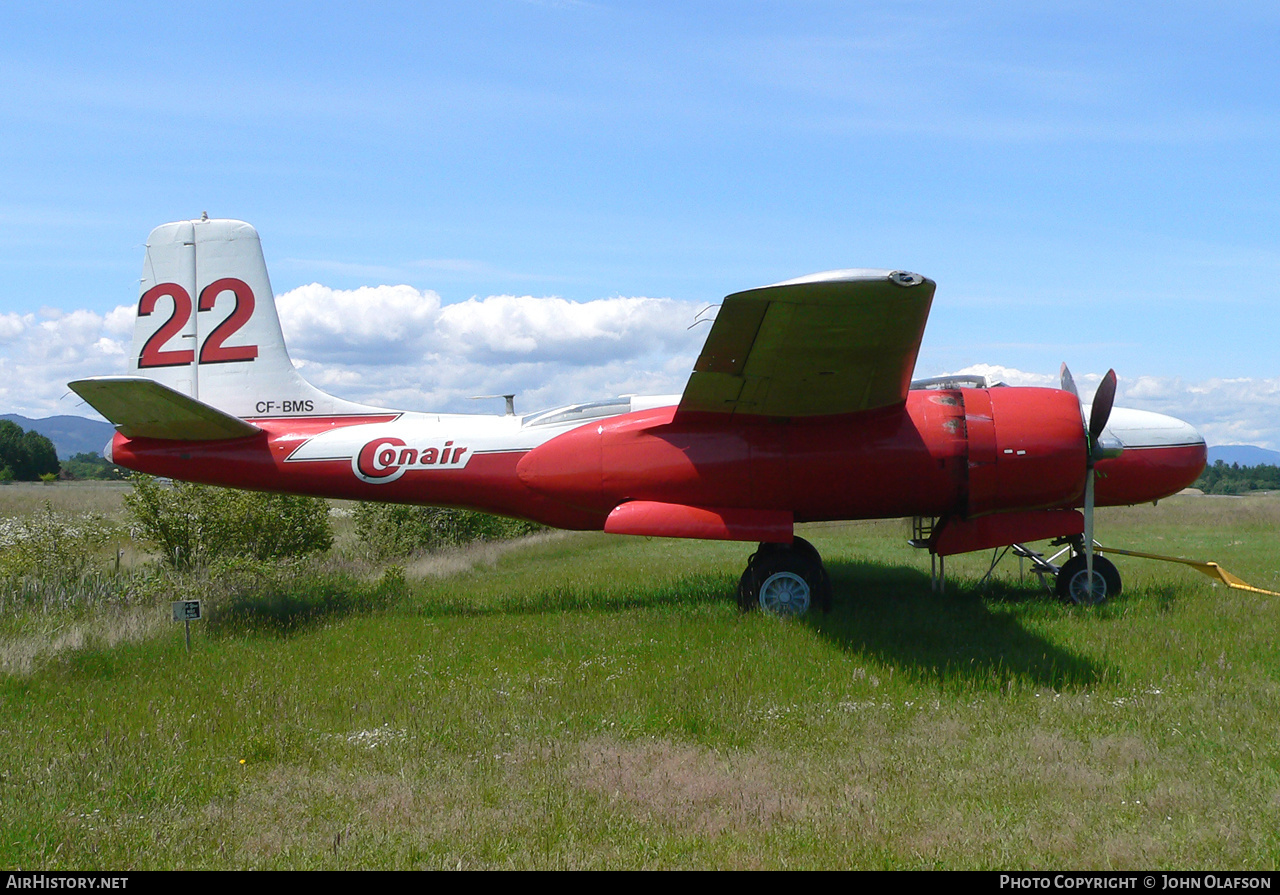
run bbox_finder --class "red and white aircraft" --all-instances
[70,219,1206,613]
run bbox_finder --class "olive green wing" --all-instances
[676,269,936,419]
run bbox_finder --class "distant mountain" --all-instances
[1207,445,1280,467]
[0,414,115,460]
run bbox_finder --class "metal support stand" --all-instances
[914,516,945,595]
[978,546,1010,589]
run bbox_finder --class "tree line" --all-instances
[0,420,126,482]
[0,420,59,481]
[1193,460,1280,495]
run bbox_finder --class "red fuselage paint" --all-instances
[109,388,1206,538]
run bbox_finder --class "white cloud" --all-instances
[271,284,704,412]
[435,293,700,364]
[948,364,1280,450]
[951,363,1057,389]
[102,305,135,337]
[276,283,442,363]
[0,304,133,418]
[0,312,30,342]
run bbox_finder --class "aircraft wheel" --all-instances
[790,537,833,612]
[790,536,822,566]
[757,568,811,616]
[736,545,766,611]
[1055,555,1122,605]
[738,540,831,616]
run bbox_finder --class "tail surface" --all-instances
[74,218,380,435]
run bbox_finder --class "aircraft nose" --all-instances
[1092,406,1207,505]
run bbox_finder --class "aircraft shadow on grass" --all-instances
[193,551,1107,691]
[418,555,1111,691]
[199,564,730,635]
[811,559,1110,691]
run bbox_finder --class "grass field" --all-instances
[1,486,1278,869]
[0,481,131,517]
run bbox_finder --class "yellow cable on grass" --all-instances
[1097,546,1280,596]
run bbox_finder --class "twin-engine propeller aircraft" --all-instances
[69,219,1207,614]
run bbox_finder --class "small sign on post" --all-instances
[172,600,201,652]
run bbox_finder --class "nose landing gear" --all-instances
[1055,552,1122,605]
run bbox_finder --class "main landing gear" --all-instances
[737,537,833,616]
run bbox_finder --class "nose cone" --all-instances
[1093,406,1207,505]
[1096,406,1206,451]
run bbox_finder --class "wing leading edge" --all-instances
[676,269,936,419]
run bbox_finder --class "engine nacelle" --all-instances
[961,387,1086,516]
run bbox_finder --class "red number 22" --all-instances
[137,278,259,368]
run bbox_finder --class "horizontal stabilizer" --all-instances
[604,501,793,542]
[68,376,262,441]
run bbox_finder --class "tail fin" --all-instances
[123,218,378,419]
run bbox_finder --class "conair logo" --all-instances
[354,437,471,484]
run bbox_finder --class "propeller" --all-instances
[1060,364,1120,601]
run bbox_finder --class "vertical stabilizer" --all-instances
[128,218,382,419]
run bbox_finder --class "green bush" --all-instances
[124,476,333,569]
[62,452,127,481]
[0,503,120,584]
[353,502,542,560]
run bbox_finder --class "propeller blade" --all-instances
[1060,363,1079,399]
[1062,365,1116,603]
[1088,368,1118,448]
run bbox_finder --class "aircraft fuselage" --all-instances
[108,385,1205,537]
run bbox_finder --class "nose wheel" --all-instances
[737,537,833,615]
[1055,553,1122,605]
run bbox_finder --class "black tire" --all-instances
[739,539,829,616]
[791,536,821,565]
[791,537,833,612]
[1055,554,1122,605]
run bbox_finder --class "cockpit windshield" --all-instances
[522,398,634,428]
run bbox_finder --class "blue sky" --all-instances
[1,2,1278,444]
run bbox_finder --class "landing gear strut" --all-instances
[737,536,833,616]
